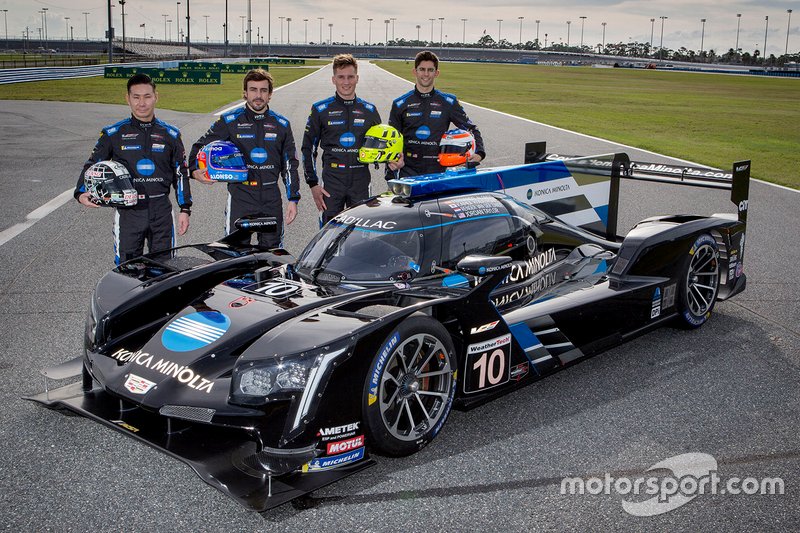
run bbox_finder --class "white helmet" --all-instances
[84,161,138,207]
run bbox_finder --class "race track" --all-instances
[1,60,798,531]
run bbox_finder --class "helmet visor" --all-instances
[440,144,470,154]
[213,152,246,170]
[362,136,390,150]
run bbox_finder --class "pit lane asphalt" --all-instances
[1,61,798,532]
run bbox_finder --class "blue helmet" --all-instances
[198,141,248,182]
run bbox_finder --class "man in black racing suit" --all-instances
[189,69,300,248]
[75,73,192,265]
[388,50,485,177]
[302,54,381,225]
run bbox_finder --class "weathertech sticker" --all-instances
[465,334,511,393]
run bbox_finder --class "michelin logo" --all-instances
[304,447,365,472]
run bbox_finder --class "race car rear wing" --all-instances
[524,142,750,238]
[387,143,750,242]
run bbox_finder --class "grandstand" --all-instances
[116,39,209,59]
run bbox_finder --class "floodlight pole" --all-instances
[735,13,741,55]
[119,0,126,63]
[601,22,606,51]
[700,18,706,57]
[107,0,113,62]
[186,0,191,59]
[224,0,228,57]
[247,0,252,56]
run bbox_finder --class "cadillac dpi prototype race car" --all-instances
[29,143,751,511]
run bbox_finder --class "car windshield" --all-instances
[296,222,423,282]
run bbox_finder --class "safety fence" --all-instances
[0,61,164,85]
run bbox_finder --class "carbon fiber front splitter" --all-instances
[26,380,375,512]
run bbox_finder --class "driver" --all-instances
[387,50,485,178]
[301,54,382,226]
[74,73,192,265]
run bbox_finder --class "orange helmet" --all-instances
[438,129,476,167]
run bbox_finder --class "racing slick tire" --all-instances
[676,233,720,329]
[363,315,457,457]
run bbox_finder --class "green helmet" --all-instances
[358,124,403,164]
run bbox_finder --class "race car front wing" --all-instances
[26,358,375,512]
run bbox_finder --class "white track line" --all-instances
[0,65,330,249]
[377,63,798,194]
[1,62,794,250]
[0,188,73,247]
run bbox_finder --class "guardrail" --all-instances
[0,61,163,85]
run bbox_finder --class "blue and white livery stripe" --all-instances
[162,311,231,352]
[166,317,226,342]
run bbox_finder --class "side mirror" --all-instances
[234,216,278,233]
[456,254,513,276]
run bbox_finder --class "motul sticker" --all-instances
[326,435,365,455]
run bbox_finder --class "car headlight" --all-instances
[230,344,350,407]
[237,362,307,396]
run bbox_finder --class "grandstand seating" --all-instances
[116,39,209,59]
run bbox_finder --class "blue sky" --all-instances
[3,1,797,56]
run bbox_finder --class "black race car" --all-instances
[29,144,750,511]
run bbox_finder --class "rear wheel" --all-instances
[363,316,456,456]
[677,234,720,328]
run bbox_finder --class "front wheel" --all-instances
[363,316,456,457]
[676,234,720,328]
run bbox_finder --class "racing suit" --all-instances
[301,93,381,225]
[388,87,485,177]
[188,105,300,248]
[75,115,192,265]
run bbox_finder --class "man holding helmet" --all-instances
[388,50,485,177]
[189,68,300,248]
[74,73,192,265]
[301,54,381,225]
